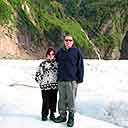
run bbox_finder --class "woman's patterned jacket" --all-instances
[35,59,58,90]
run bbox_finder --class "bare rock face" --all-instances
[0,26,25,59]
[0,26,49,59]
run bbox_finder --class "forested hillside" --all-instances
[0,0,128,59]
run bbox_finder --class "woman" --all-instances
[35,47,58,121]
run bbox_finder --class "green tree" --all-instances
[78,0,128,59]
[0,0,12,25]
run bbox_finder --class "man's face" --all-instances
[64,36,74,49]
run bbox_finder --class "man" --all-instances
[55,33,84,127]
[120,31,128,59]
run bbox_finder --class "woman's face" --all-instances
[47,51,55,60]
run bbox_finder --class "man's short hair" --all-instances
[64,32,72,38]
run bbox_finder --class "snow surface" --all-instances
[0,59,127,128]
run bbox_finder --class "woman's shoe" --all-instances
[50,113,56,121]
[42,116,48,121]
[54,116,66,123]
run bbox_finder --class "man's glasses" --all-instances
[65,39,73,42]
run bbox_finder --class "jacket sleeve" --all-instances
[35,62,44,84]
[77,49,84,83]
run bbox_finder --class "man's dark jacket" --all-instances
[56,47,84,83]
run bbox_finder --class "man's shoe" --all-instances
[54,116,66,123]
[41,116,48,121]
[67,112,74,127]
[67,118,74,127]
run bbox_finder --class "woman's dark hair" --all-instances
[46,47,56,57]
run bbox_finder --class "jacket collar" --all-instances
[46,58,55,63]
[63,46,74,52]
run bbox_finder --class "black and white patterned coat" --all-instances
[35,59,58,90]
